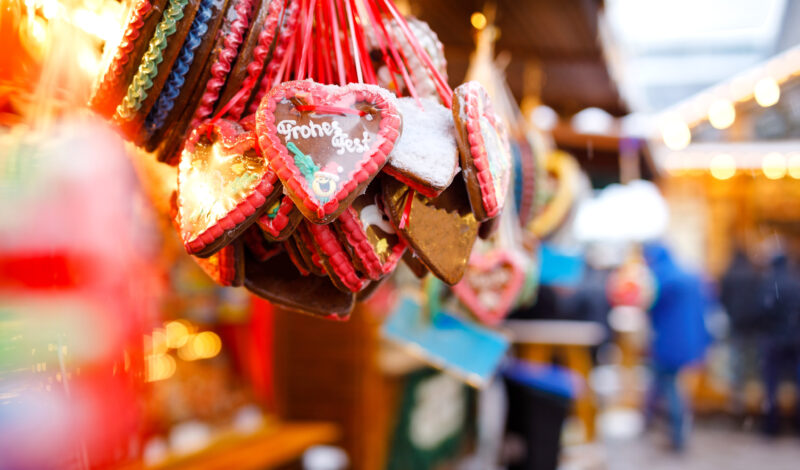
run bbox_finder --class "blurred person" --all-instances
[758,252,800,436]
[720,249,765,419]
[642,242,710,452]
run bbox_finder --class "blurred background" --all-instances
[3,0,800,469]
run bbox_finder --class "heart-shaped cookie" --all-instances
[304,221,369,293]
[256,80,402,223]
[256,195,303,241]
[452,81,512,221]
[452,251,524,325]
[336,181,406,280]
[382,176,478,285]
[192,239,245,286]
[177,118,280,257]
[244,251,355,320]
[242,224,282,261]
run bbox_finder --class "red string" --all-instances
[398,189,415,230]
[295,104,366,116]
[296,0,317,80]
[328,0,345,85]
[379,0,452,106]
[206,74,259,137]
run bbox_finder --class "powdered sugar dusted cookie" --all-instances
[385,97,459,197]
[452,81,512,221]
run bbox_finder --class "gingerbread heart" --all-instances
[256,195,303,241]
[452,81,512,221]
[336,181,406,280]
[291,223,326,277]
[242,224,282,262]
[177,118,280,257]
[382,176,478,285]
[452,250,524,326]
[244,251,355,320]
[256,80,402,223]
[193,239,245,286]
[304,221,369,293]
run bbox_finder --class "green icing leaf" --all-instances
[286,142,319,185]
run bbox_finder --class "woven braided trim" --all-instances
[144,0,215,133]
[114,0,189,121]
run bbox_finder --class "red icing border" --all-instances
[381,166,441,198]
[337,205,406,280]
[189,0,255,128]
[91,0,152,109]
[457,81,508,219]
[305,221,367,292]
[178,119,278,255]
[451,250,524,326]
[255,80,401,223]
[227,0,285,119]
[256,195,296,238]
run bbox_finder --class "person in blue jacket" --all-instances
[642,242,710,451]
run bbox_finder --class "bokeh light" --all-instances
[709,154,736,180]
[661,119,691,150]
[708,99,735,130]
[470,12,487,30]
[754,77,780,107]
[762,152,787,180]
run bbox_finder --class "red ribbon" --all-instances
[295,104,366,116]
[398,189,415,230]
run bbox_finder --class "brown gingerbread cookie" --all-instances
[242,224,283,261]
[256,195,303,241]
[176,118,280,257]
[255,80,402,224]
[150,0,254,162]
[452,81,512,222]
[291,224,327,277]
[139,0,232,147]
[215,0,285,119]
[111,0,204,139]
[89,0,170,118]
[382,176,478,285]
[304,221,369,293]
[193,238,245,286]
[335,181,405,280]
[244,251,355,320]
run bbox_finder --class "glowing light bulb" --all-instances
[710,154,736,180]
[661,119,691,150]
[708,100,735,130]
[146,354,176,382]
[762,152,786,180]
[470,12,487,30]
[754,78,780,107]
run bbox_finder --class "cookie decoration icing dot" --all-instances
[114,0,190,121]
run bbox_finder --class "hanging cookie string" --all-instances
[398,188,415,230]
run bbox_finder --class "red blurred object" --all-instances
[0,120,159,469]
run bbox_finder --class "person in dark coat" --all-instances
[642,242,710,451]
[758,253,800,436]
[720,249,764,417]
